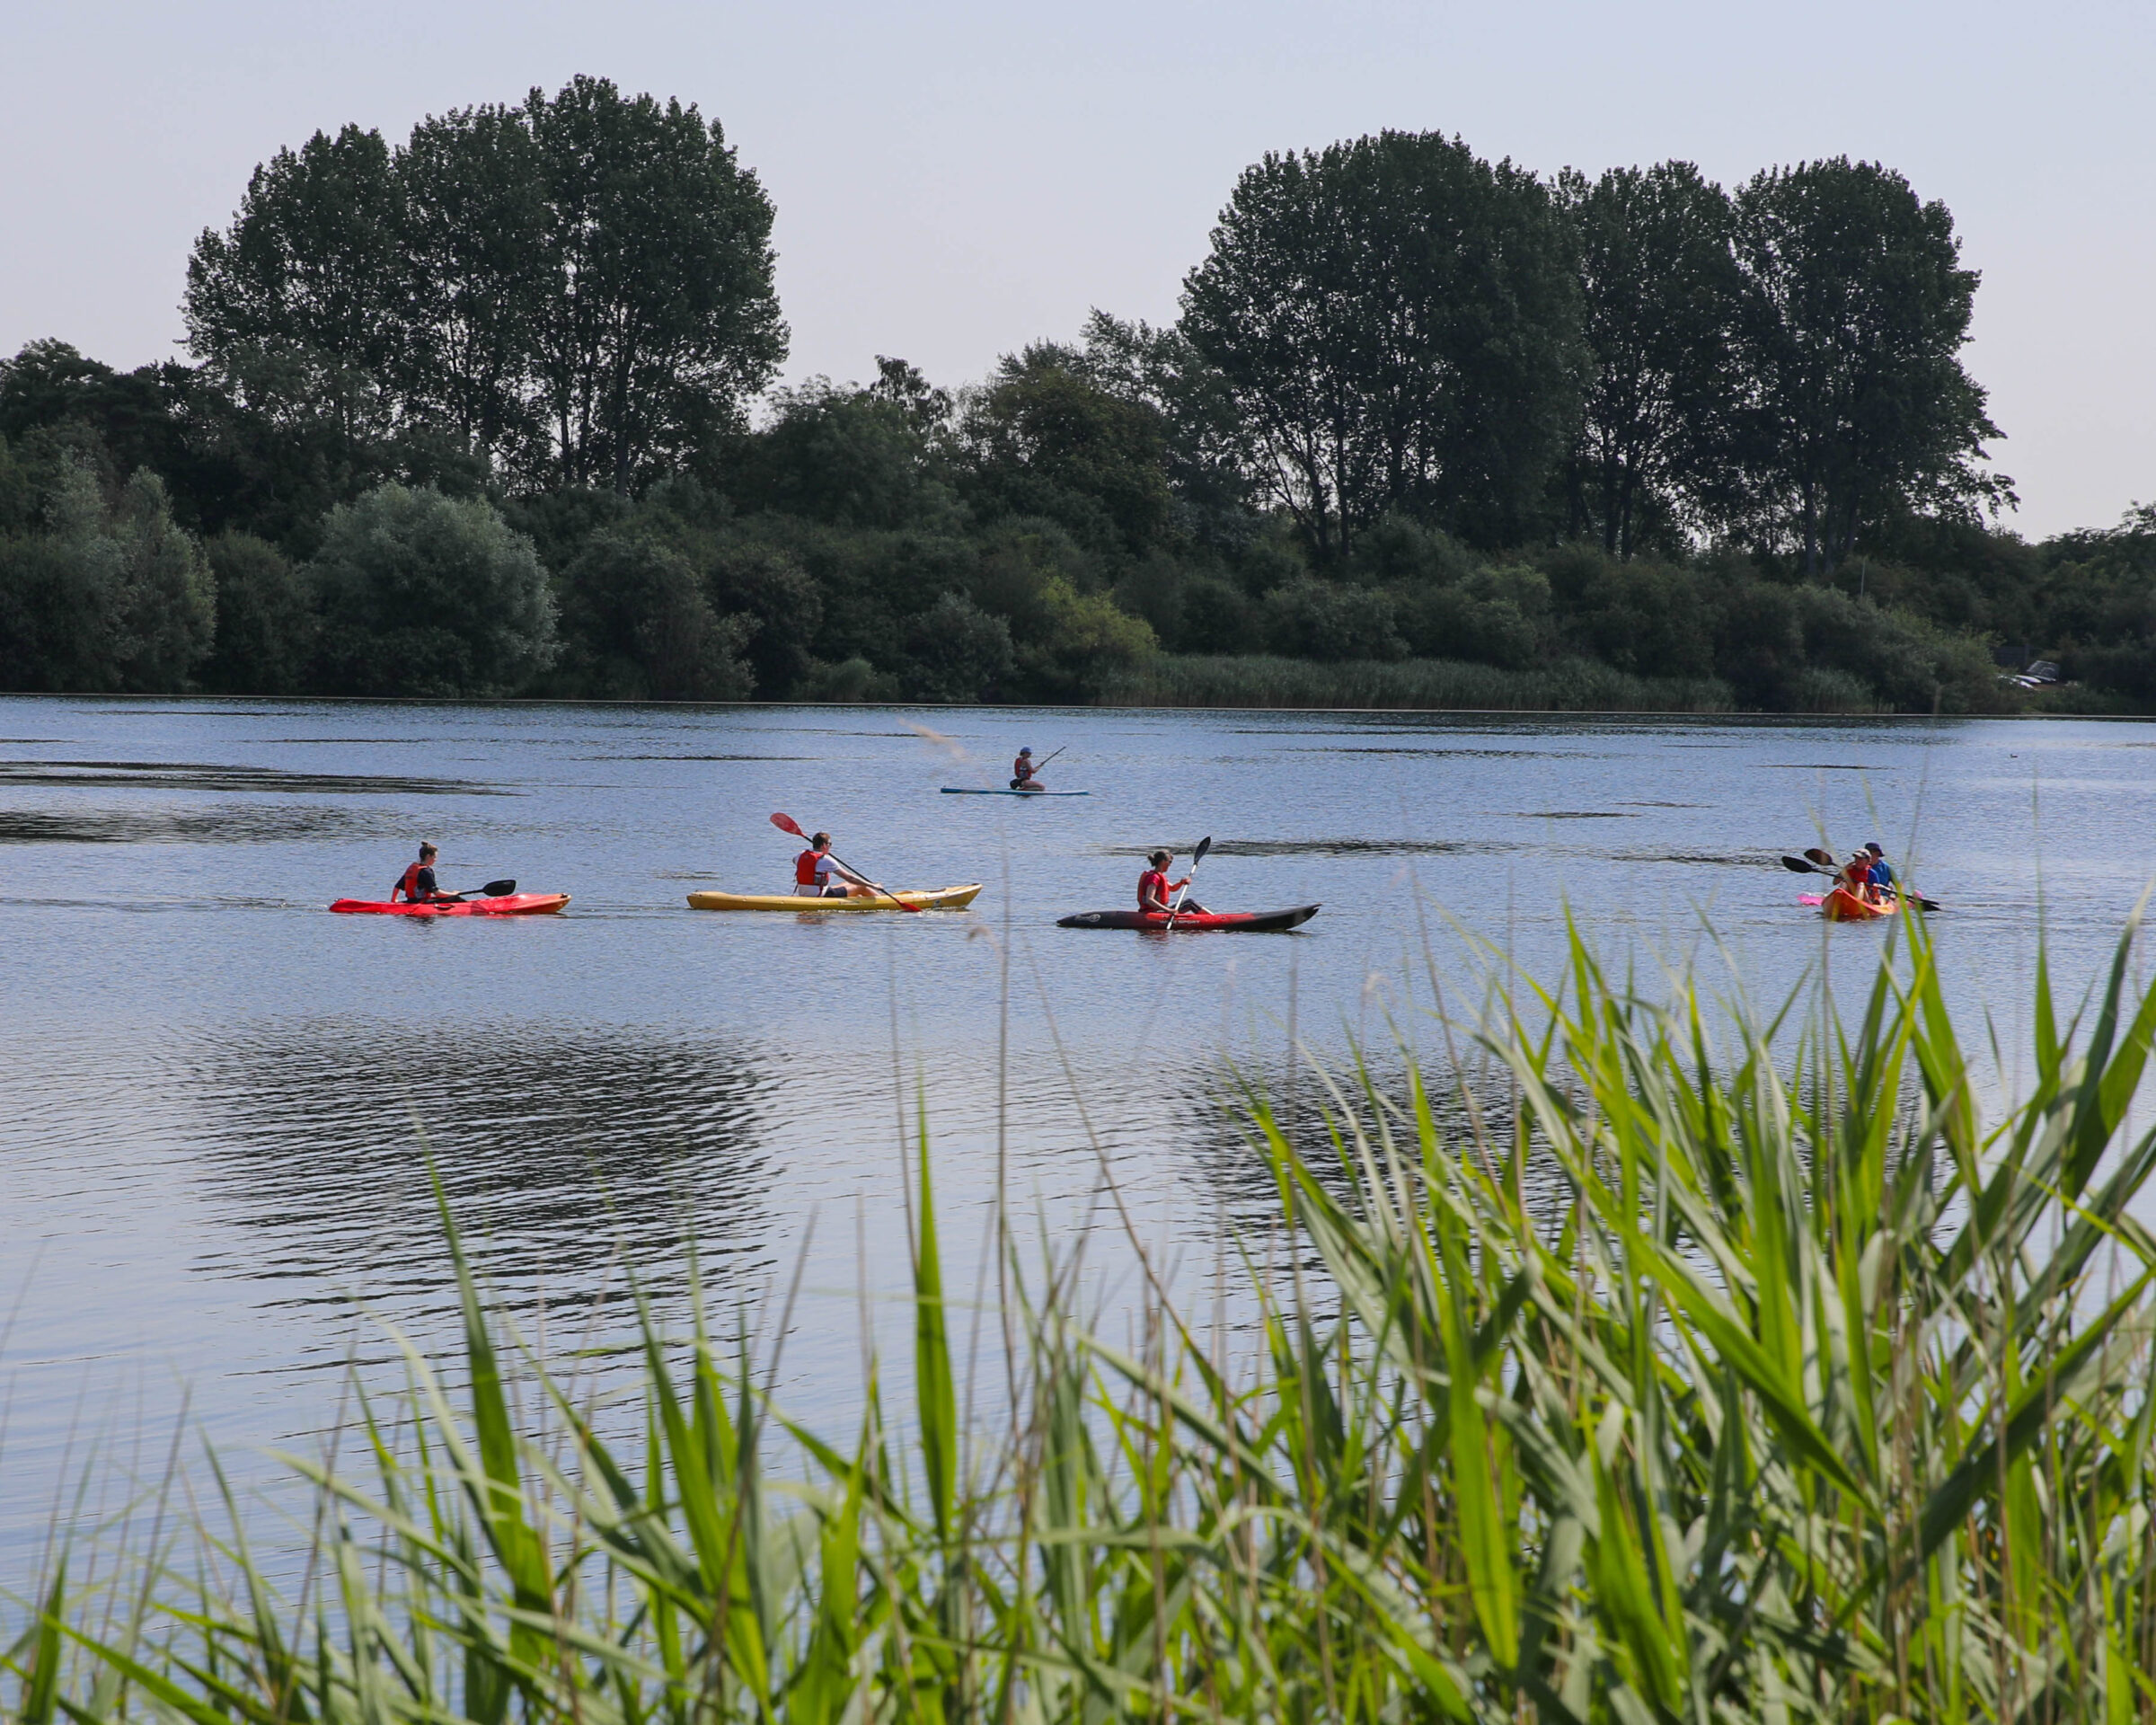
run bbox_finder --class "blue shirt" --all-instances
[1868,860,1897,891]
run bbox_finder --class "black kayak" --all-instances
[1056,905,1321,933]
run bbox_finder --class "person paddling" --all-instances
[1864,842,1900,898]
[1139,848,1207,917]
[392,842,459,905]
[1835,849,1883,905]
[794,831,877,899]
[1011,748,1045,791]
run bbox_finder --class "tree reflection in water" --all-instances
[175,1023,780,1337]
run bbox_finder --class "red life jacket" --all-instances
[1013,756,1033,781]
[796,848,823,886]
[1138,869,1171,913]
[395,860,428,901]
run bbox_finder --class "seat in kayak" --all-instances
[687,884,984,912]
[1056,905,1320,933]
[330,893,570,916]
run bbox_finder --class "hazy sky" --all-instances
[3,0,2149,538]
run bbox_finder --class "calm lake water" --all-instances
[3,696,2151,1546]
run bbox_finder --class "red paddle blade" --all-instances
[771,812,805,837]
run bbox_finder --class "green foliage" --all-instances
[198,532,315,694]
[1182,128,1586,555]
[308,483,556,696]
[0,462,214,692]
[1100,651,1732,711]
[1727,158,2011,573]
[1559,162,1740,557]
[183,77,785,495]
[958,347,1175,554]
[553,529,753,700]
[902,591,1015,702]
[26,919,2156,1722]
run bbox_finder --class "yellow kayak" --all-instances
[687,883,984,913]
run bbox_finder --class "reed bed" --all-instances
[13,908,2156,1723]
[1096,653,1737,712]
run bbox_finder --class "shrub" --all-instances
[199,532,314,694]
[901,591,1015,702]
[556,531,753,702]
[308,483,555,697]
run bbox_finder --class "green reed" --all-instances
[1096,653,1738,712]
[13,904,2156,1723]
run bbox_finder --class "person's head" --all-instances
[1148,848,1171,868]
[1019,748,1032,758]
[1866,842,1884,857]
[811,831,831,852]
[419,842,437,862]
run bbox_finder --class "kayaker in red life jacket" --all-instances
[795,832,875,899]
[1836,851,1881,903]
[393,842,458,904]
[1139,848,1207,917]
[1011,748,1044,791]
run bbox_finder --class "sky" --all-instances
[2,0,2150,539]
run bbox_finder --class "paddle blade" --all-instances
[476,879,515,898]
[1804,847,1834,866]
[1781,855,1821,873]
[771,812,805,837]
[1194,836,1214,863]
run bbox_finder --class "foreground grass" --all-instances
[13,909,2156,1722]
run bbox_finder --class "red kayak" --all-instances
[330,893,570,916]
[1056,905,1320,933]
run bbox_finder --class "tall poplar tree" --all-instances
[1726,158,2010,574]
[1559,163,1740,560]
[1180,131,1584,557]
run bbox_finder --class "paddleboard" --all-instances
[940,787,1090,797]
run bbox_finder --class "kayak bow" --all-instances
[1057,905,1321,933]
[330,892,570,916]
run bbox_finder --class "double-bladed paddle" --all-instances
[1779,854,1940,911]
[446,878,517,901]
[769,813,920,912]
[1166,836,1213,931]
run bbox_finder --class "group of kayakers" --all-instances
[1833,842,1901,907]
[380,744,1907,927]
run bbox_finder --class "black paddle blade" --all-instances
[476,879,515,898]
[1780,855,1824,873]
[1194,836,1214,862]
[1804,847,1835,867]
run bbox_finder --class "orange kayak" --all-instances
[1819,886,1896,922]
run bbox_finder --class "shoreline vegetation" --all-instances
[13,915,2156,1721]
[7,80,2156,716]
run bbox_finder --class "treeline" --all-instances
[3,86,2152,711]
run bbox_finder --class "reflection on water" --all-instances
[0,805,400,845]
[0,757,503,794]
[174,1022,781,1312]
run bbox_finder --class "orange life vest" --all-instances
[395,860,428,901]
[796,848,823,886]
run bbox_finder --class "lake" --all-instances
[3,696,2150,1547]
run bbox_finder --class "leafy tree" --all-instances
[734,381,947,528]
[555,530,751,700]
[184,125,405,445]
[1726,158,2010,574]
[1180,130,1585,557]
[958,348,1174,555]
[0,463,214,692]
[308,483,555,695]
[902,592,1015,701]
[1558,163,1740,559]
[525,76,786,493]
[199,532,316,694]
[397,103,551,460]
